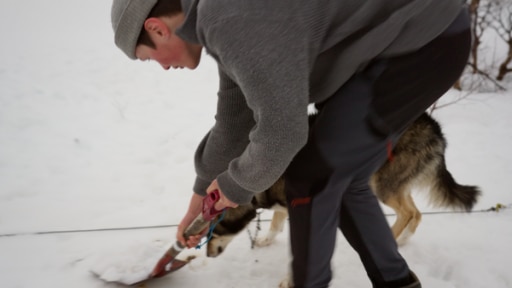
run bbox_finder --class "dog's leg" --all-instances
[256,208,288,247]
[397,193,422,243]
[383,190,413,245]
[279,247,293,288]
[392,193,422,245]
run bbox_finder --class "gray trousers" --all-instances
[284,10,471,288]
[284,73,409,288]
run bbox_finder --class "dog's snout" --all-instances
[206,245,223,258]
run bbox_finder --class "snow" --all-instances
[1,1,512,287]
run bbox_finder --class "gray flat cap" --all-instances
[111,0,158,59]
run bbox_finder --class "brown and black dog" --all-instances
[207,112,481,258]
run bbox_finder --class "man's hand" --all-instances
[177,180,238,248]
[207,179,239,211]
[177,193,207,248]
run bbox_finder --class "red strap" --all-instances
[290,197,311,208]
[387,140,394,162]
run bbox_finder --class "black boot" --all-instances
[373,271,421,288]
[401,271,421,288]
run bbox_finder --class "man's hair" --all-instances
[137,0,183,48]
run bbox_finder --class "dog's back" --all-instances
[371,113,481,243]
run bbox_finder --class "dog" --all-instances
[206,112,481,259]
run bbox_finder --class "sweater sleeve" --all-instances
[193,67,255,197]
[196,14,312,204]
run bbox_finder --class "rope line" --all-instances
[1,203,508,238]
[195,210,226,250]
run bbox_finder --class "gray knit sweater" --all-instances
[176,0,465,204]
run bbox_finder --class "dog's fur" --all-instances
[207,112,481,258]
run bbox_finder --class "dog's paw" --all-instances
[255,231,278,247]
[255,236,275,247]
[278,277,292,288]
[396,225,413,246]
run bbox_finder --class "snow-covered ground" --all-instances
[1,1,511,287]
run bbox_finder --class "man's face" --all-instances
[135,29,202,70]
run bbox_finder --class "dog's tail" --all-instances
[429,160,481,211]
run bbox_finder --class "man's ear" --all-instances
[143,18,170,39]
